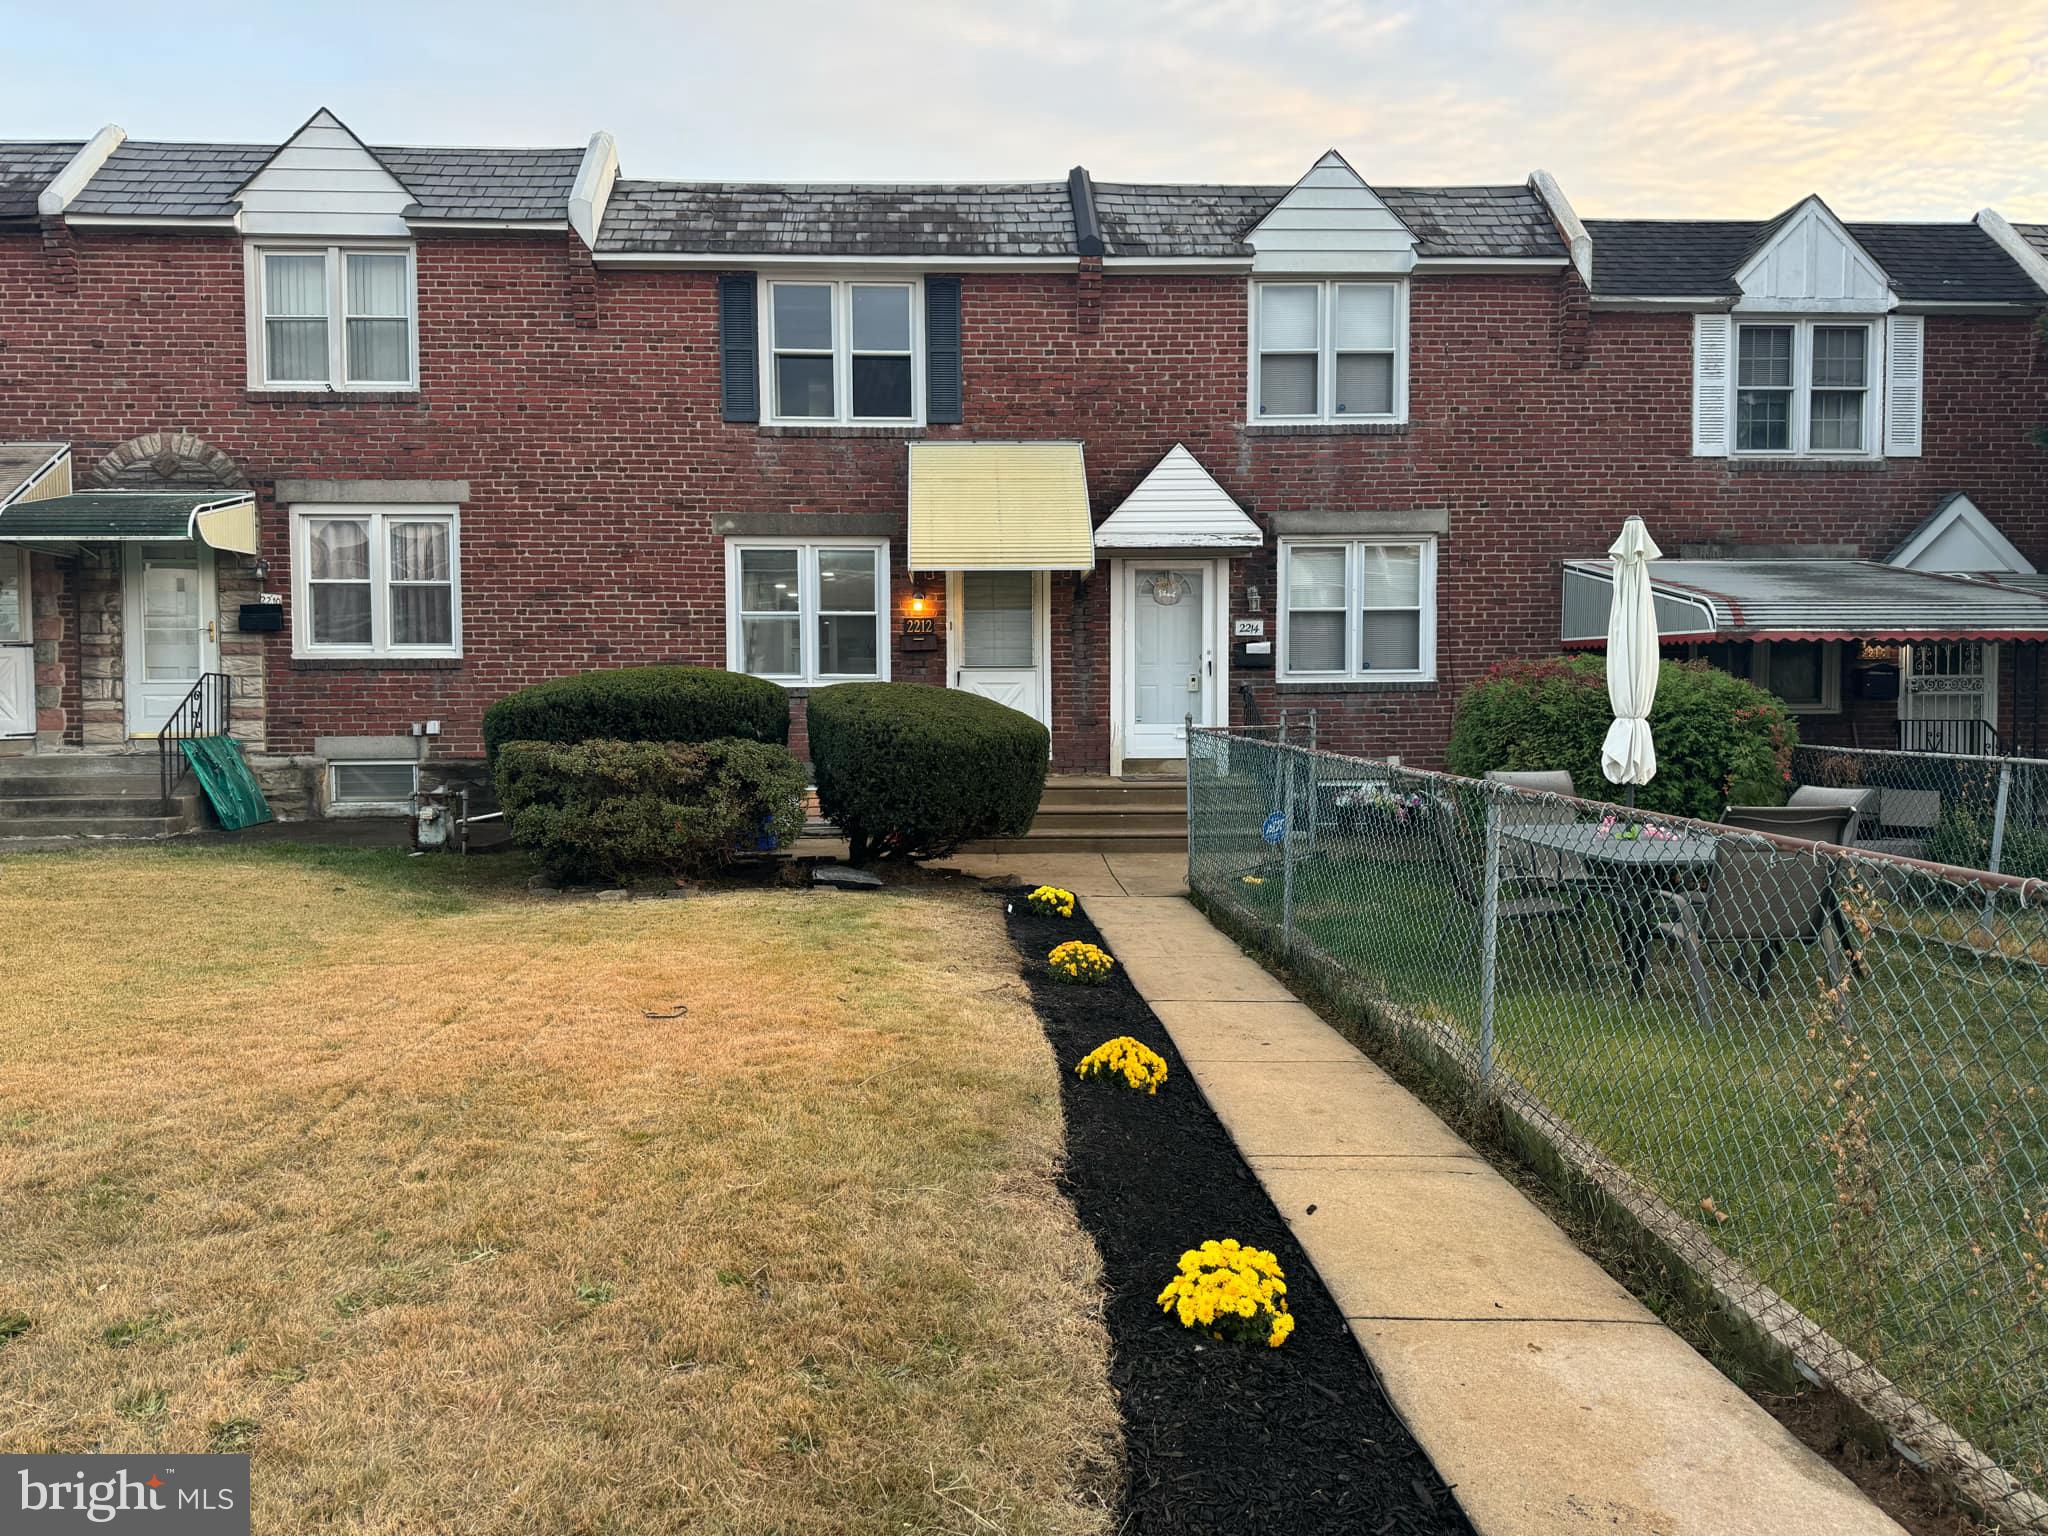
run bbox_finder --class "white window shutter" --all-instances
[1691,313,1732,456]
[1883,314,1925,458]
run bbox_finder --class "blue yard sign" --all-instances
[1261,810,1287,845]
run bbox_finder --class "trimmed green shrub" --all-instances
[808,683,1049,863]
[1928,802,2048,880]
[1444,655,1797,820]
[495,737,805,885]
[482,667,789,766]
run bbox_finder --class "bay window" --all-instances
[292,506,459,658]
[252,245,417,389]
[1279,537,1436,682]
[764,279,919,425]
[1251,279,1406,424]
[726,540,889,685]
[1734,320,1873,456]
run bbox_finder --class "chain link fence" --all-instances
[1188,725,2048,1527]
[1795,742,2048,879]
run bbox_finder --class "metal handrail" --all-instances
[159,671,232,808]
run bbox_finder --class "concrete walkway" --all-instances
[989,857,1904,1536]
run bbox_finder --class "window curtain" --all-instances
[388,521,452,646]
[346,254,410,383]
[265,253,329,382]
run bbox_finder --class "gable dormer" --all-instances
[1733,196,1895,312]
[1244,151,1417,275]
[233,108,413,238]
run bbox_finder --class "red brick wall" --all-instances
[0,227,2043,772]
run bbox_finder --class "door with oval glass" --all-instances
[1125,563,1212,759]
[949,570,1049,727]
[124,542,220,736]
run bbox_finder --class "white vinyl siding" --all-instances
[761,279,921,426]
[1251,279,1407,424]
[291,506,459,659]
[1278,537,1436,682]
[725,539,889,686]
[251,245,417,390]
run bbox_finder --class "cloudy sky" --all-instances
[8,0,2046,221]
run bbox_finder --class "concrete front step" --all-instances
[1038,786,1187,812]
[0,774,168,799]
[966,829,1186,854]
[0,794,200,822]
[0,814,197,839]
[1028,809,1188,833]
[0,752,161,779]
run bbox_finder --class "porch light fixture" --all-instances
[252,557,270,581]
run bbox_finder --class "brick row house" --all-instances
[1,110,2045,821]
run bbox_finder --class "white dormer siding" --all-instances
[1733,197,1895,313]
[234,109,413,238]
[1244,151,1418,276]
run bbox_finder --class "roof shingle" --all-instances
[1089,182,1565,260]
[594,181,1078,257]
[1583,216,2044,304]
[0,140,84,219]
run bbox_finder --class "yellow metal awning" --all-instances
[907,442,1094,571]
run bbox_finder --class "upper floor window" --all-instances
[251,246,416,390]
[763,279,921,425]
[1251,280,1407,425]
[725,538,890,685]
[1734,320,1873,456]
[1278,536,1436,682]
[291,505,459,658]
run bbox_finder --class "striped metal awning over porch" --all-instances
[1561,558,2048,645]
[0,491,259,554]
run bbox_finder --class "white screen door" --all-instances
[124,543,219,736]
[0,546,32,738]
[951,571,1047,726]
[1126,565,1209,758]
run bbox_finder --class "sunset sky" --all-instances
[7,0,2045,222]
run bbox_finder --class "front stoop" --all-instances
[961,772,1188,854]
[0,753,202,843]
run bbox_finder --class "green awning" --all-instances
[0,491,258,553]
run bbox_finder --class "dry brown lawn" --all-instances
[0,846,1118,1534]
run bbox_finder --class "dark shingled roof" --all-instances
[595,181,1078,257]
[2020,224,2047,260]
[598,179,1565,260]
[1584,216,2044,304]
[0,140,84,219]
[47,139,582,221]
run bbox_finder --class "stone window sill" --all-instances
[290,657,463,672]
[1272,678,1438,694]
[245,389,423,407]
[756,425,928,439]
[1726,456,1885,473]
[1241,422,1411,438]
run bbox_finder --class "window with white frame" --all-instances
[762,279,919,425]
[1691,639,1841,712]
[292,506,459,658]
[329,760,419,810]
[1251,280,1406,423]
[252,246,416,389]
[1279,537,1436,681]
[726,540,888,685]
[1734,320,1874,455]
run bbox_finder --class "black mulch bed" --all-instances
[1005,893,1476,1536]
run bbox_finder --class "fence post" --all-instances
[1184,712,1196,879]
[1477,792,1502,1090]
[1988,762,2013,876]
[1280,742,1296,955]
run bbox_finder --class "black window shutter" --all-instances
[925,276,963,425]
[718,273,759,423]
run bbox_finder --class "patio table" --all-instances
[1504,822,1719,993]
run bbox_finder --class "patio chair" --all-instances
[1484,769,1599,892]
[1429,801,1594,980]
[1719,804,1857,847]
[1651,831,1850,1028]
[1861,787,1941,861]
[1787,785,1879,845]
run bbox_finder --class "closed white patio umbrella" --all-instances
[1600,516,1663,805]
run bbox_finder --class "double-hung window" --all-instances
[1279,538,1436,682]
[292,506,460,658]
[763,279,920,425]
[252,246,417,389]
[1734,320,1873,455]
[727,540,889,685]
[1251,280,1406,424]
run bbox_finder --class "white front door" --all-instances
[1123,563,1214,760]
[124,543,219,736]
[950,570,1049,726]
[0,546,33,738]
[1899,640,1997,753]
